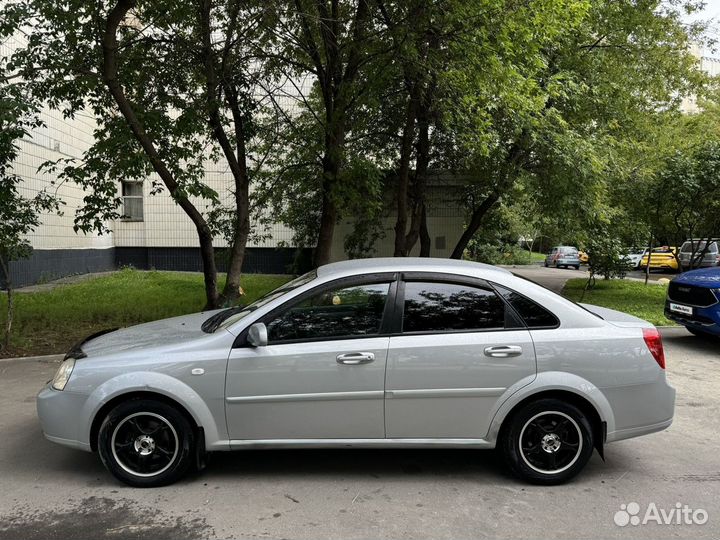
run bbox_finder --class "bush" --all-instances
[586,236,631,280]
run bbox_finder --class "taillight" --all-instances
[642,327,665,369]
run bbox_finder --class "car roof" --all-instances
[316,257,511,279]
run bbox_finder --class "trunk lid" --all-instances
[579,303,653,329]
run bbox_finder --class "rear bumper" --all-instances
[607,417,674,443]
[555,258,580,266]
[603,377,676,443]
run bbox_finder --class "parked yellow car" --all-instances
[640,247,679,272]
[578,250,589,264]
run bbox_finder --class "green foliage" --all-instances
[0,269,292,357]
[466,241,537,266]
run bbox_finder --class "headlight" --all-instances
[51,359,76,391]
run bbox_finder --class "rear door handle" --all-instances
[484,345,523,358]
[336,352,375,365]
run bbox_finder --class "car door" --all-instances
[225,274,396,441]
[384,275,536,439]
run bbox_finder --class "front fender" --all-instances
[79,371,225,450]
[484,371,616,445]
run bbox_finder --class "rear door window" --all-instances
[401,281,506,333]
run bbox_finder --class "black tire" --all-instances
[544,261,548,267]
[501,398,594,485]
[97,399,195,487]
[574,265,580,270]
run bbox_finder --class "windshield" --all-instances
[201,270,318,333]
[559,247,578,255]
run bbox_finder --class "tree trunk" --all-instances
[404,96,431,254]
[217,98,250,306]
[0,256,13,352]
[450,193,500,259]
[103,0,219,309]
[644,231,653,285]
[314,120,345,267]
[419,203,431,256]
[199,0,250,306]
[314,170,338,267]
[394,96,417,256]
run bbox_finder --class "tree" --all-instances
[0,29,59,350]
[10,0,274,309]
[261,0,385,266]
[446,0,706,259]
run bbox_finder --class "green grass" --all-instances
[562,278,675,326]
[528,251,547,263]
[0,268,292,358]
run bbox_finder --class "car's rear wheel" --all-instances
[501,399,594,485]
[97,399,195,487]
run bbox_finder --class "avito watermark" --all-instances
[614,502,708,527]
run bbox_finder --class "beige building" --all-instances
[3,37,466,287]
[680,44,720,113]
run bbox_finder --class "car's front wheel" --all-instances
[97,399,195,487]
[501,399,594,485]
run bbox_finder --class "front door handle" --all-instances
[336,352,375,365]
[484,345,523,358]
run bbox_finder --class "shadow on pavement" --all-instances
[661,327,719,356]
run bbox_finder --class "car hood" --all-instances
[579,303,653,328]
[80,311,221,357]
[674,267,720,288]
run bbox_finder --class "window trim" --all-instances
[396,272,525,335]
[233,273,400,347]
[120,181,144,222]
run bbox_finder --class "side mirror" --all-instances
[247,322,268,347]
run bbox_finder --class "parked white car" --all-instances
[624,249,648,269]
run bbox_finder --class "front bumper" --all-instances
[36,384,92,452]
[665,301,720,336]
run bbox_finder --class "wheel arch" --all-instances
[496,389,606,458]
[487,371,615,457]
[89,391,198,452]
[81,371,225,452]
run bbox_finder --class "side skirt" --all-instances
[222,439,495,450]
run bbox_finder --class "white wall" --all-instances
[3,34,113,252]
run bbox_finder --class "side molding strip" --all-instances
[226,390,383,404]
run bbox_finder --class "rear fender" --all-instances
[485,371,615,447]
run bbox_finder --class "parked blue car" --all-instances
[665,267,720,337]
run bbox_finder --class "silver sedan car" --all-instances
[37,258,675,487]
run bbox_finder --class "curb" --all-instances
[0,353,64,364]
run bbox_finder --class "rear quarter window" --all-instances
[494,284,560,328]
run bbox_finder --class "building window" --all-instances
[121,181,143,221]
